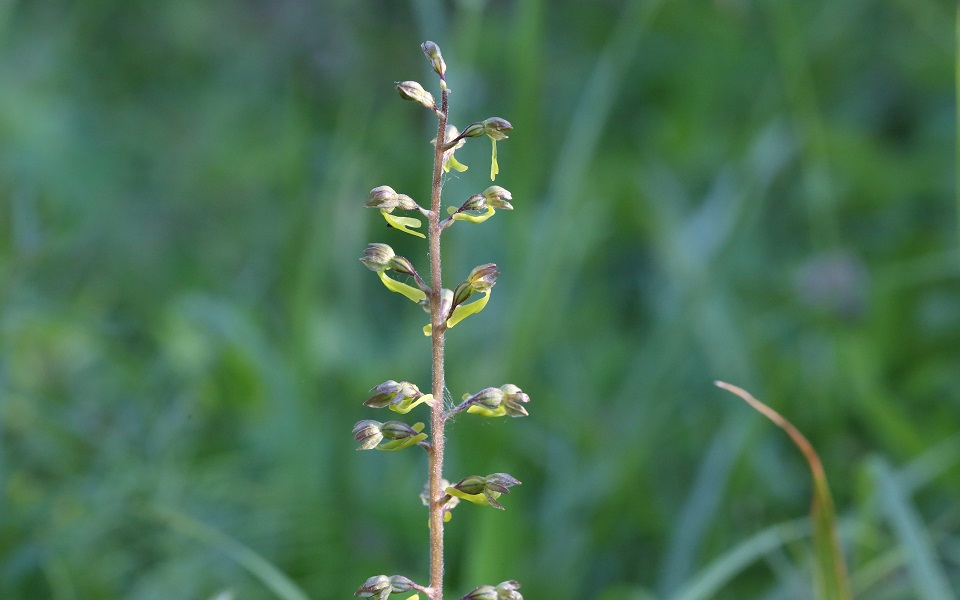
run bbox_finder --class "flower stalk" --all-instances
[426,59,450,600]
[354,41,527,600]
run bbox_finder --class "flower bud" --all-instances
[481,117,512,140]
[482,186,513,210]
[364,380,404,408]
[365,380,426,413]
[352,420,384,451]
[421,41,446,78]
[367,187,420,212]
[467,263,499,292]
[355,575,392,599]
[460,586,498,600]
[460,581,522,600]
[396,80,435,109]
[367,186,398,209]
[360,243,395,271]
[495,581,523,600]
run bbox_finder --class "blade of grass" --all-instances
[869,457,955,600]
[668,520,809,600]
[715,381,851,600]
[149,505,310,600]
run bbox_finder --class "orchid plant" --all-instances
[353,42,528,600]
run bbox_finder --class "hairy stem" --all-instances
[427,85,449,600]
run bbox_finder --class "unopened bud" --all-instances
[367,186,420,212]
[495,581,523,600]
[460,586,498,600]
[467,263,499,292]
[396,80,435,109]
[360,243,395,271]
[421,41,446,78]
[352,420,384,451]
[365,380,402,408]
[367,186,398,209]
[355,575,392,599]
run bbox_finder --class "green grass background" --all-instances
[2,0,958,598]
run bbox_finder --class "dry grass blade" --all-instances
[714,381,851,600]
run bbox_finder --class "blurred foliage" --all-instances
[1,0,959,598]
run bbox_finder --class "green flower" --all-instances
[366,186,425,238]
[481,118,512,181]
[352,420,427,452]
[444,186,513,226]
[365,380,433,414]
[355,575,422,600]
[360,244,428,303]
[422,265,499,336]
[445,473,521,510]
[460,581,523,600]
[464,384,530,418]
[396,80,435,109]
